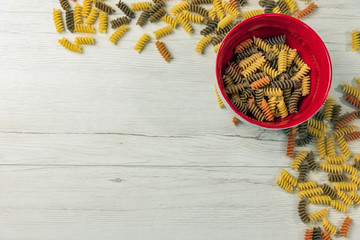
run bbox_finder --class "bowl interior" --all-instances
[216,14,332,129]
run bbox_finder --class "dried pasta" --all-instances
[74,36,95,44]
[131,1,151,11]
[155,41,172,62]
[98,12,108,33]
[322,217,338,236]
[74,24,96,33]
[109,25,129,44]
[339,216,352,238]
[195,34,213,54]
[53,8,65,33]
[153,25,174,39]
[294,2,316,19]
[58,37,82,53]
[116,0,135,18]
[134,33,151,53]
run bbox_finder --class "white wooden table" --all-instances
[1,0,360,239]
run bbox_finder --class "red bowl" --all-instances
[215,13,332,129]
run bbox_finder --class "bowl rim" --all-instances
[215,13,332,130]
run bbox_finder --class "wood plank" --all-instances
[0,165,358,240]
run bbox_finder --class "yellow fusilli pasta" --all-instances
[131,1,152,11]
[195,34,213,54]
[109,25,129,44]
[98,12,108,33]
[74,3,83,24]
[58,37,82,53]
[74,36,95,44]
[153,25,174,39]
[53,8,65,33]
[134,33,151,53]
[291,151,307,170]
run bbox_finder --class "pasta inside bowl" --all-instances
[216,13,332,129]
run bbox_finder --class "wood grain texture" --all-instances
[0,0,360,239]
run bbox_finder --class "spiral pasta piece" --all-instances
[328,173,348,182]
[53,8,65,33]
[231,96,247,113]
[339,216,352,238]
[325,155,345,164]
[320,162,343,174]
[212,0,225,20]
[74,36,95,44]
[324,97,335,120]
[109,25,129,44]
[304,229,313,240]
[294,2,317,19]
[322,217,338,236]
[276,176,293,192]
[58,37,82,53]
[337,190,354,205]
[286,48,297,66]
[155,41,172,62]
[291,151,307,170]
[332,182,358,191]
[215,85,225,108]
[241,57,266,78]
[307,125,325,139]
[278,49,287,73]
[98,12,108,33]
[208,7,217,20]
[336,136,351,157]
[253,37,272,53]
[74,24,96,33]
[308,208,328,222]
[276,99,288,118]
[347,131,360,142]
[235,39,253,53]
[110,16,130,29]
[116,0,135,18]
[288,88,301,114]
[175,13,193,34]
[307,196,331,205]
[301,76,310,96]
[247,101,265,122]
[286,133,295,158]
[249,76,270,90]
[320,183,337,199]
[195,34,213,54]
[283,0,297,13]
[131,1,151,11]
[221,0,240,17]
[74,3,83,24]
[330,199,348,213]
[95,1,115,14]
[280,168,297,186]
[217,14,233,29]
[149,8,166,23]
[170,1,189,15]
[242,10,264,20]
[259,99,274,121]
[344,94,360,108]
[59,0,70,11]
[343,163,359,175]
[84,8,99,25]
[263,87,282,97]
[351,30,360,52]
[343,84,360,100]
[297,180,317,191]
[335,112,357,129]
[82,0,92,18]
[153,25,174,39]
[307,118,329,131]
[291,64,310,81]
[133,33,150,53]
[349,191,360,204]
[161,14,178,28]
[240,53,264,70]
[188,4,208,17]
[180,10,203,24]
[298,199,309,223]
